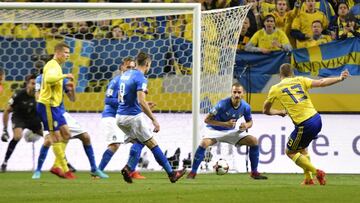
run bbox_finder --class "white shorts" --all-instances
[202,127,247,146]
[101,116,125,145]
[63,112,86,138]
[116,113,153,143]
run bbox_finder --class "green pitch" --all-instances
[0,172,359,203]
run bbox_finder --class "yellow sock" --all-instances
[60,141,69,172]
[292,152,316,174]
[52,143,62,168]
[52,142,69,172]
[303,154,313,180]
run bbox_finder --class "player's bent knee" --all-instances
[108,143,120,152]
[144,138,157,149]
[200,138,216,148]
[78,133,91,145]
[43,136,52,147]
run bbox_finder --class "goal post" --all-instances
[0,2,251,171]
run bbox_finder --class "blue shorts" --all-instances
[36,103,66,131]
[287,113,322,151]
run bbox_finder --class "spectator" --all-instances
[260,0,276,18]
[237,17,252,50]
[0,23,15,38]
[329,2,350,39]
[339,13,360,39]
[349,0,360,27]
[272,0,301,48]
[301,20,332,48]
[245,15,292,53]
[13,23,41,39]
[74,21,94,40]
[58,22,78,37]
[246,0,263,37]
[106,25,127,40]
[291,0,329,48]
[93,20,112,39]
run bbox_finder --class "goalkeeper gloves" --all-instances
[1,128,9,142]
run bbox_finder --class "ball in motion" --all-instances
[214,159,229,175]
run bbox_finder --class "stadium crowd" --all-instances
[0,0,359,50]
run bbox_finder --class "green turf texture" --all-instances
[0,172,359,203]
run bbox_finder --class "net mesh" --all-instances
[200,5,251,114]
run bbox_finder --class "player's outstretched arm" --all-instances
[263,101,287,117]
[311,69,350,88]
[138,91,160,133]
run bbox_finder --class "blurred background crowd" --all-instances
[1,0,359,52]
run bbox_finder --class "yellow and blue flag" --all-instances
[292,38,360,77]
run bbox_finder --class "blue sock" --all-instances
[127,142,145,172]
[249,145,259,172]
[36,145,49,171]
[83,145,97,172]
[151,146,173,175]
[98,149,114,171]
[191,146,206,174]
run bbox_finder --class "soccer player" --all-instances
[98,57,146,179]
[1,74,42,172]
[263,63,349,185]
[35,42,75,179]
[187,83,268,180]
[32,73,108,179]
[116,52,186,183]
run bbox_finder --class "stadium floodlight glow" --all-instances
[0,2,250,164]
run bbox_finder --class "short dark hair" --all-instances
[345,13,356,22]
[279,63,294,77]
[312,20,322,26]
[54,42,70,52]
[232,82,243,88]
[22,73,37,88]
[25,74,37,83]
[122,56,134,64]
[136,51,151,67]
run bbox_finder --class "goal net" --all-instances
[0,3,250,172]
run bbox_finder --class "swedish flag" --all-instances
[292,38,360,76]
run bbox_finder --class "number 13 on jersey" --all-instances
[282,84,307,104]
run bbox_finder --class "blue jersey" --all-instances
[116,69,147,116]
[207,97,252,131]
[102,75,121,118]
[35,75,69,114]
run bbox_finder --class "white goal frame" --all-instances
[0,2,202,157]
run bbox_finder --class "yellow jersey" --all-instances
[38,59,66,107]
[248,28,290,51]
[266,77,317,124]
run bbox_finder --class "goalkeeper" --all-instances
[1,74,43,172]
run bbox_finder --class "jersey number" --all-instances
[118,83,125,103]
[282,84,307,104]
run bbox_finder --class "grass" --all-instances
[0,172,359,203]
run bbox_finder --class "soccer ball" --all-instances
[214,159,229,175]
[23,129,41,143]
